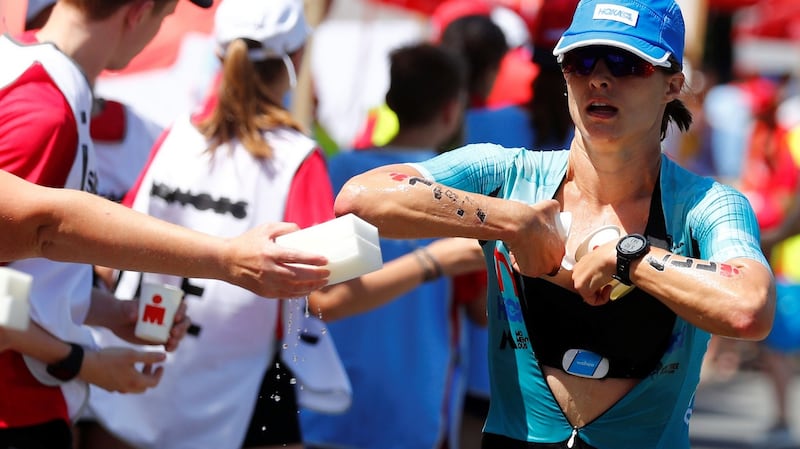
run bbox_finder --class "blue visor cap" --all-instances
[552,0,685,68]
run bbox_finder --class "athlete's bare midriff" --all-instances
[544,366,640,427]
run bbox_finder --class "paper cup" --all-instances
[134,283,183,343]
[572,225,634,300]
[0,267,32,331]
[574,225,621,262]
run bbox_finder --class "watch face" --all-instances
[620,235,646,254]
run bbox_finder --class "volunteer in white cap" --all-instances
[332,0,775,447]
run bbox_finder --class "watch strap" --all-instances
[613,258,634,286]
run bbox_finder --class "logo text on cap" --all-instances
[593,4,639,27]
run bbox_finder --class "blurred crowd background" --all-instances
[4,0,800,448]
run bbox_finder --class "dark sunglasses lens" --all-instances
[605,52,655,77]
[561,53,597,76]
[562,49,656,77]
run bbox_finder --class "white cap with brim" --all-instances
[214,0,311,59]
[214,0,311,87]
[552,0,685,68]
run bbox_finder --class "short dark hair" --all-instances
[385,43,467,128]
[438,15,508,99]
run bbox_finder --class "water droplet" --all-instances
[273,394,281,402]
[289,378,297,385]
[282,343,289,350]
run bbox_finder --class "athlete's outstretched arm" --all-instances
[334,163,566,278]
[0,170,329,298]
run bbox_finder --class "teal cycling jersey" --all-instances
[411,145,768,449]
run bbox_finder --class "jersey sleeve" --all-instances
[284,148,336,228]
[692,183,769,267]
[409,143,519,196]
[0,65,78,187]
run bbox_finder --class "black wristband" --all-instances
[46,343,84,382]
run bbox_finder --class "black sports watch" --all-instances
[613,234,650,286]
[46,343,84,382]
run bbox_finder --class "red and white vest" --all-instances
[0,34,98,425]
[89,116,318,449]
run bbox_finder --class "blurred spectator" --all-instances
[457,5,539,149]
[703,76,756,184]
[527,0,578,150]
[722,73,800,448]
[353,5,509,152]
[302,42,486,449]
[663,65,716,177]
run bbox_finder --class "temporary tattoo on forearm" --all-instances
[403,176,441,199]
[717,263,742,278]
[646,254,671,271]
[669,258,693,268]
[695,261,716,272]
[663,256,742,278]
[397,174,488,223]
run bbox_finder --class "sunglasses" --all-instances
[560,47,657,78]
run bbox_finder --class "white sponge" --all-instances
[276,214,383,286]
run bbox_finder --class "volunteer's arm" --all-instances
[0,170,329,298]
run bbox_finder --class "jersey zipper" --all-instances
[567,426,579,448]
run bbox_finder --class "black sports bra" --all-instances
[517,180,676,379]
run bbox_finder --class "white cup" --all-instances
[134,282,183,343]
[574,225,621,261]
[573,225,635,301]
[0,267,32,331]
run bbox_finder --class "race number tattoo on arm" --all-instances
[653,254,743,278]
[717,263,742,278]
[646,254,671,271]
